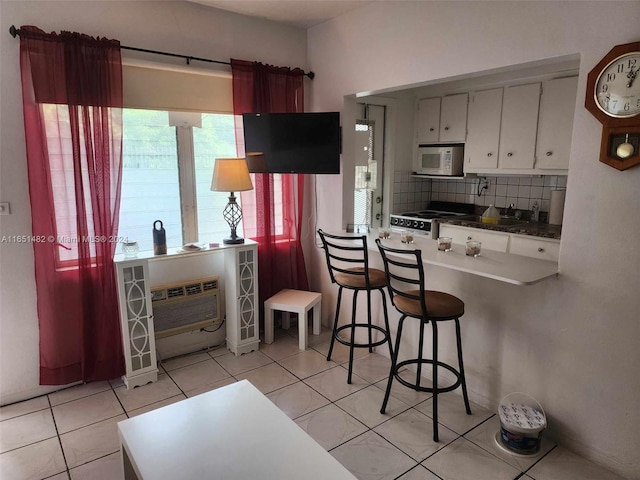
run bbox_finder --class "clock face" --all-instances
[595,52,640,118]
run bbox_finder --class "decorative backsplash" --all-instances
[392,171,567,215]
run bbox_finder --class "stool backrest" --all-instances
[375,239,429,317]
[317,229,372,289]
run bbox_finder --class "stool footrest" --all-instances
[393,359,462,394]
[334,324,390,349]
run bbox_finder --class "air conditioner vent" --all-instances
[185,283,203,296]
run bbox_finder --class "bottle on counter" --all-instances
[481,204,500,224]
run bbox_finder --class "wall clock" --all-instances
[585,41,640,171]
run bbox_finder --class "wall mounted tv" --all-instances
[242,112,341,174]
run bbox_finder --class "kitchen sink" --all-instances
[460,216,529,226]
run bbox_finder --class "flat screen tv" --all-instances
[242,112,341,174]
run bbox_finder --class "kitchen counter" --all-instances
[433,218,562,239]
[366,233,558,285]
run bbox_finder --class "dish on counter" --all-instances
[177,243,204,253]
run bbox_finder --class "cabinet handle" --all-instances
[507,152,513,157]
[538,247,545,252]
[467,236,472,240]
[546,151,553,156]
[487,152,493,157]
[444,126,450,131]
[429,127,435,132]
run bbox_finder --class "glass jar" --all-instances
[465,241,481,257]
[437,237,453,252]
[122,241,139,257]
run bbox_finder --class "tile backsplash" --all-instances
[392,171,567,215]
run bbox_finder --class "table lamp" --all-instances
[211,158,253,245]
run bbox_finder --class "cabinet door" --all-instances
[499,83,541,169]
[466,89,502,170]
[116,261,158,388]
[416,97,441,144]
[509,235,559,262]
[224,244,259,355]
[438,224,510,252]
[535,76,578,170]
[440,93,468,143]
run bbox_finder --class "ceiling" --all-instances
[189,0,375,28]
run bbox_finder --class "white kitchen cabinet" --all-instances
[416,94,467,144]
[535,76,578,170]
[224,243,260,355]
[416,97,441,144]
[439,93,468,143]
[499,83,541,169]
[438,224,510,253]
[509,235,560,262]
[115,260,158,389]
[465,88,503,171]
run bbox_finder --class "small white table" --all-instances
[118,380,356,480]
[264,289,322,350]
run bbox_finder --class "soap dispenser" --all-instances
[481,204,500,224]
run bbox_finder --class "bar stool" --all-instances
[376,238,471,442]
[317,229,393,384]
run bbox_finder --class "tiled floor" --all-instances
[0,326,628,480]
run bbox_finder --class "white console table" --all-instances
[114,240,259,389]
[118,380,356,480]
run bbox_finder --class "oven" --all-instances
[389,204,475,238]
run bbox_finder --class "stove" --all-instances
[389,202,473,234]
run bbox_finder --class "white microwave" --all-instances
[415,145,464,176]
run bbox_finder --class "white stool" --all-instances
[264,289,322,351]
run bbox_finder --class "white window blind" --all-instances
[122,63,233,113]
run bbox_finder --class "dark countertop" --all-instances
[434,217,562,240]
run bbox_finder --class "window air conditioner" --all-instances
[151,276,221,339]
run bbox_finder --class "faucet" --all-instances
[506,203,515,216]
[532,201,540,222]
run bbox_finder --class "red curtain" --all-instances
[19,26,125,384]
[231,59,309,322]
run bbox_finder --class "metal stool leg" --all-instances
[379,289,393,358]
[416,319,425,390]
[366,288,373,353]
[431,320,439,442]
[381,315,405,414]
[455,318,472,415]
[347,290,359,384]
[327,287,343,362]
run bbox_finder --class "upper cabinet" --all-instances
[416,93,467,144]
[466,88,503,170]
[499,83,541,170]
[464,76,578,175]
[535,76,579,170]
[440,94,468,143]
[416,97,441,143]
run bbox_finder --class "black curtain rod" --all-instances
[9,25,315,79]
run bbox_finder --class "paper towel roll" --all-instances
[549,189,566,225]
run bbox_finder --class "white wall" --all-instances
[0,0,307,404]
[307,2,640,478]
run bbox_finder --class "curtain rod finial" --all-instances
[306,71,315,80]
[9,25,19,38]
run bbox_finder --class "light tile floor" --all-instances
[0,327,628,480]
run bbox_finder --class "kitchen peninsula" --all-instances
[367,233,558,286]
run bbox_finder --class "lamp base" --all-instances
[223,237,245,245]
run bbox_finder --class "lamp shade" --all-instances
[211,158,253,192]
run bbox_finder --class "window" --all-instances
[118,109,240,252]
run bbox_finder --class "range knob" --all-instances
[391,217,398,226]
[419,221,426,229]
[413,220,419,228]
